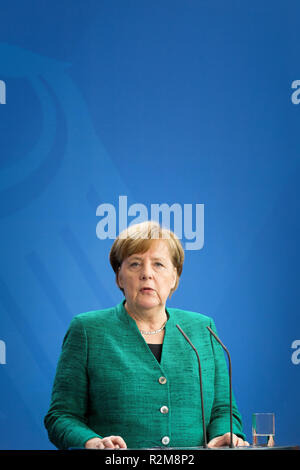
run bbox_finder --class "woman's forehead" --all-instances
[127,240,171,259]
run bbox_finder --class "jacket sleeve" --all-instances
[206,318,246,442]
[44,316,102,449]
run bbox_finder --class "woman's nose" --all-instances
[139,262,153,279]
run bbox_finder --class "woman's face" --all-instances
[117,240,177,312]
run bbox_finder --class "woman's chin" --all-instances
[136,296,160,310]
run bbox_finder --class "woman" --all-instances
[44,221,249,449]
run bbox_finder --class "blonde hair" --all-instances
[109,221,184,297]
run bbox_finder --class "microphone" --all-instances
[176,324,208,448]
[206,326,234,448]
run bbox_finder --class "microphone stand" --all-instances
[206,326,234,448]
[176,324,208,448]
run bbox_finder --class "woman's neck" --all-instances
[124,301,168,332]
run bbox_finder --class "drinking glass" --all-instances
[252,413,275,447]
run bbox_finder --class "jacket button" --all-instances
[159,376,167,384]
[160,406,169,414]
[161,436,170,445]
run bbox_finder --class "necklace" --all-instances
[139,318,168,335]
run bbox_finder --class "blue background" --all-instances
[0,0,299,449]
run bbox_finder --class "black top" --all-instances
[147,343,163,363]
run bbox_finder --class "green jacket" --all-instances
[44,300,245,449]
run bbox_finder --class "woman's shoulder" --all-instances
[71,304,119,327]
[167,306,213,326]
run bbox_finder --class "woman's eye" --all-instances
[130,262,140,267]
[155,262,164,267]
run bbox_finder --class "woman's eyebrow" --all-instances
[128,255,166,261]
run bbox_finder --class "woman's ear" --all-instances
[117,266,123,289]
[172,267,177,289]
